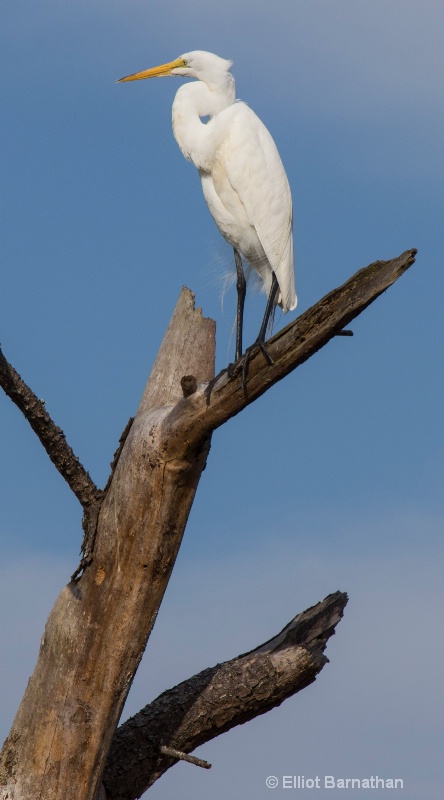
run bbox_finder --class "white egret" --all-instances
[118,51,296,364]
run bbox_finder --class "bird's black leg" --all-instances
[205,249,246,404]
[256,273,279,350]
[242,274,279,388]
[234,249,246,362]
[205,247,247,405]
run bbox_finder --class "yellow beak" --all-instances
[117,58,187,82]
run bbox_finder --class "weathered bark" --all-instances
[0,291,216,800]
[0,249,416,800]
[102,591,347,800]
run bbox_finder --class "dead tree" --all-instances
[0,249,416,800]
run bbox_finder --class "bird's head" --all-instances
[118,50,233,86]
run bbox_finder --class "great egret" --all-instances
[118,51,296,364]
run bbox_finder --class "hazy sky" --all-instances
[1,2,443,798]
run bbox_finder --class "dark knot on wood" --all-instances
[181,375,198,397]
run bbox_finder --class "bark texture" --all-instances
[102,592,347,800]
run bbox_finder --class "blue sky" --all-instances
[1,1,443,798]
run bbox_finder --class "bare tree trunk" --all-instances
[0,291,215,800]
[0,250,416,800]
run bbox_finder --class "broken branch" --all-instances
[102,591,347,800]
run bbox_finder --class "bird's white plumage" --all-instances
[119,50,296,314]
[198,102,295,311]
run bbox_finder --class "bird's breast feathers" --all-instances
[204,103,295,310]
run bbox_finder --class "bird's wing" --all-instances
[217,102,296,312]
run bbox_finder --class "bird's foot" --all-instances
[204,341,274,405]
[240,339,274,394]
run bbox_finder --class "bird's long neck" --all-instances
[172,75,235,170]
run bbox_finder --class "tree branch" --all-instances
[0,346,103,579]
[159,747,211,770]
[192,248,417,432]
[0,346,101,508]
[102,591,347,800]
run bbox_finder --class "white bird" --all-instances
[118,50,297,364]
